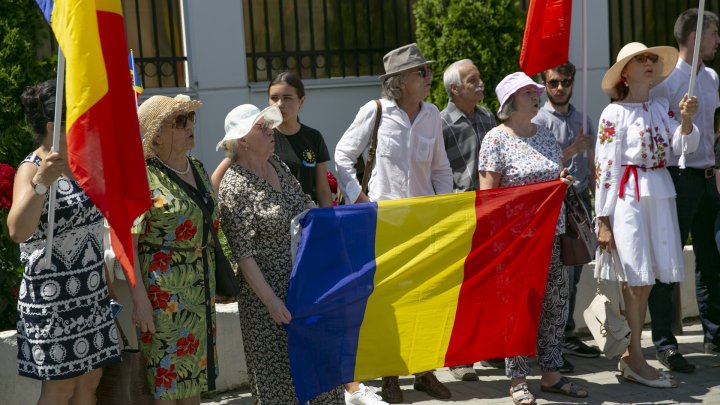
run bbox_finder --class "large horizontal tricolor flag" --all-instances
[519,0,573,76]
[35,0,151,286]
[286,180,567,403]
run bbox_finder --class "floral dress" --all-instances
[478,125,568,378]
[16,153,121,380]
[132,157,218,400]
[218,155,343,404]
[594,99,699,285]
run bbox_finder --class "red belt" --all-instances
[619,164,663,201]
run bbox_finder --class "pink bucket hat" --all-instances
[495,72,545,115]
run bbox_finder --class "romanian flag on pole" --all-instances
[286,180,567,403]
[129,52,143,96]
[35,0,151,286]
[519,0,573,76]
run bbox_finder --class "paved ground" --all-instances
[203,320,720,404]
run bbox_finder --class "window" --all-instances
[123,0,187,88]
[243,0,417,82]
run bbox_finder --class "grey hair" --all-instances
[381,72,409,100]
[497,95,516,121]
[443,59,475,100]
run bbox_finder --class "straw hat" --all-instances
[138,94,202,157]
[378,43,434,80]
[495,72,545,115]
[601,42,678,98]
[216,104,283,151]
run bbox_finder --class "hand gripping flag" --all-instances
[35,0,151,286]
[519,0,573,77]
[286,180,567,402]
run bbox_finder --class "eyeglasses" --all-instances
[411,67,433,78]
[546,78,574,89]
[255,120,273,131]
[170,111,196,129]
[632,53,659,64]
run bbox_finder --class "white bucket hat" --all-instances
[601,42,678,98]
[216,104,283,151]
[495,72,545,115]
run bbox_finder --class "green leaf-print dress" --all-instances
[132,157,218,400]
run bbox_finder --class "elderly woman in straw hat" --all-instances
[131,94,219,402]
[216,104,343,404]
[478,72,580,405]
[595,42,699,388]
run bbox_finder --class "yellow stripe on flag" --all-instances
[51,1,108,131]
[96,0,123,14]
[355,192,477,378]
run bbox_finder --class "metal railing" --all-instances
[243,0,416,81]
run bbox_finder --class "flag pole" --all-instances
[42,48,65,269]
[581,0,588,138]
[688,0,706,97]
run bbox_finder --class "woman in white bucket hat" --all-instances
[216,104,344,403]
[595,42,699,388]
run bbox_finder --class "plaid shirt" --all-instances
[440,102,496,191]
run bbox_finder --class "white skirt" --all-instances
[597,194,685,286]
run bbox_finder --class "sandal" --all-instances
[510,382,536,405]
[540,376,588,398]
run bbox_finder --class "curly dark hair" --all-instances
[20,79,65,146]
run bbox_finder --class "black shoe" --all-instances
[656,349,695,373]
[559,355,574,374]
[563,336,601,358]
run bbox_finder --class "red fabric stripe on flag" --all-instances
[66,10,150,286]
[519,0,572,77]
[444,180,566,366]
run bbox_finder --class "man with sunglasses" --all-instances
[533,62,600,373]
[335,43,453,403]
[649,8,720,372]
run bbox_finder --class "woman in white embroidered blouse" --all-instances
[596,42,699,388]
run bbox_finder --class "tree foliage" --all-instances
[0,0,56,330]
[413,0,525,112]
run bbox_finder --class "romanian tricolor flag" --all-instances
[286,180,567,403]
[35,0,151,286]
[129,51,143,96]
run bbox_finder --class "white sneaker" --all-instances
[345,384,388,405]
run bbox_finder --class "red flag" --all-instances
[519,0,573,77]
[37,1,151,286]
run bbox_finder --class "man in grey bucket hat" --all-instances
[335,43,453,403]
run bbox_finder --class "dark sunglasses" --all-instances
[170,111,196,129]
[546,78,574,89]
[411,67,433,78]
[633,53,659,64]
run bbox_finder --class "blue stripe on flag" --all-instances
[35,0,54,23]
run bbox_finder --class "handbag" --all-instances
[561,185,599,265]
[582,249,631,359]
[338,100,382,205]
[96,320,153,405]
[150,158,240,297]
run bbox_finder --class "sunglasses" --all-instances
[411,67,433,78]
[170,111,196,129]
[632,53,659,64]
[546,78,574,89]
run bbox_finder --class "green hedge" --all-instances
[413,0,525,113]
[0,1,56,330]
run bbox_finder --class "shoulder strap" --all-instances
[360,99,382,194]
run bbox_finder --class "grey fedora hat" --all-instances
[379,43,434,80]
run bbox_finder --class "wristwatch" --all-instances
[31,179,48,195]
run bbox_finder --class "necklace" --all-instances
[157,156,190,175]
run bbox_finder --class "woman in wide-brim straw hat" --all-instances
[595,42,699,388]
[131,94,222,401]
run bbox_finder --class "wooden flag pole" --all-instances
[688,0,706,97]
[41,49,65,269]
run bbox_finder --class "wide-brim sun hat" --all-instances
[378,43,434,80]
[495,72,545,115]
[216,104,283,151]
[138,94,202,157]
[601,42,678,98]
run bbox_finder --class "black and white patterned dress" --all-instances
[219,155,343,404]
[16,153,121,380]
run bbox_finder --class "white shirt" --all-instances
[334,98,453,202]
[650,58,720,168]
